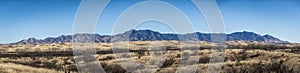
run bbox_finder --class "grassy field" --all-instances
[0,41,299,73]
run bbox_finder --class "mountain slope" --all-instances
[11,30,289,45]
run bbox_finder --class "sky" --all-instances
[0,0,300,43]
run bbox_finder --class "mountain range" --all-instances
[11,29,289,45]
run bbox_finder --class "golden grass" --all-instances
[0,41,300,73]
[0,63,63,73]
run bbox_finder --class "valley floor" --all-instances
[0,41,300,73]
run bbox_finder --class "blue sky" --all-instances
[0,0,300,43]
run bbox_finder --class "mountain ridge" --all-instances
[11,29,289,45]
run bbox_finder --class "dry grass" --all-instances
[0,41,300,73]
[0,63,63,73]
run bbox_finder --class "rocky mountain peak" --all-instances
[11,30,289,45]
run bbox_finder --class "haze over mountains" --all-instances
[11,30,289,45]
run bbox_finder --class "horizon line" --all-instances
[1,29,287,44]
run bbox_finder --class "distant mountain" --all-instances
[226,31,288,43]
[11,30,289,45]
